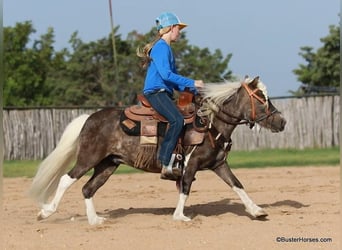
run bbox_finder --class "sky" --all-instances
[4,0,340,97]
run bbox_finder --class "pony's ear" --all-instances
[248,76,260,88]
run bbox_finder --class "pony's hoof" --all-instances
[37,208,52,220]
[254,209,268,218]
[88,216,106,225]
[247,208,268,218]
[173,214,191,222]
[37,212,45,221]
[37,210,49,221]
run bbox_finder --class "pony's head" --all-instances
[240,76,286,132]
[198,76,286,132]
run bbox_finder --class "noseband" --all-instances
[214,83,279,128]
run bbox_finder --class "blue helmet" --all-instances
[155,12,187,31]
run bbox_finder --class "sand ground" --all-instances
[3,166,340,250]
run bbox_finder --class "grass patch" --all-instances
[3,160,140,178]
[3,160,41,178]
[3,147,339,177]
[229,147,340,168]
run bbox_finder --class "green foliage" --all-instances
[293,25,340,95]
[172,33,233,81]
[4,23,233,107]
[4,21,66,106]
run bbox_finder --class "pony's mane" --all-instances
[198,81,242,120]
[201,81,242,105]
[197,79,269,121]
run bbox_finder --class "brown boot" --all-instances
[160,154,182,181]
[160,167,180,181]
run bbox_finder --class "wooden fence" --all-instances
[3,95,340,160]
[231,95,340,150]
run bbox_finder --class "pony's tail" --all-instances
[28,114,90,204]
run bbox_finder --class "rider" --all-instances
[137,12,204,180]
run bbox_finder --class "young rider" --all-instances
[137,12,204,180]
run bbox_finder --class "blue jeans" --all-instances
[144,91,184,166]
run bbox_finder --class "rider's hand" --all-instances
[194,80,204,89]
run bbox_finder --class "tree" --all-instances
[4,21,41,106]
[48,30,142,106]
[40,27,234,106]
[293,25,340,95]
[4,21,68,106]
[49,32,117,106]
[171,32,233,82]
[4,22,234,107]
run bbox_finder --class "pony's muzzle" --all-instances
[270,117,286,132]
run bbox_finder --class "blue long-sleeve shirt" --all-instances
[143,39,196,95]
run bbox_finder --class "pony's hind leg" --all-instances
[37,155,113,222]
[79,156,120,225]
[213,163,267,218]
[38,174,77,220]
[37,160,93,220]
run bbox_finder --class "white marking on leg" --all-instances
[37,174,77,220]
[184,146,197,167]
[173,193,191,221]
[172,148,196,221]
[232,186,267,217]
[85,198,106,225]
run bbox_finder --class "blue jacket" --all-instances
[143,39,196,95]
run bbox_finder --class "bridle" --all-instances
[212,83,280,129]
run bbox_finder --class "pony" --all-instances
[28,76,286,225]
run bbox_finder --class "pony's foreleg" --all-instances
[213,163,267,218]
[232,186,267,218]
[173,147,198,221]
[173,193,191,221]
[38,174,76,220]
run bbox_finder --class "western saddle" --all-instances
[124,91,196,124]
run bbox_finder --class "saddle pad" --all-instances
[141,119,158,136]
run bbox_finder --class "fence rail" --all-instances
[3,96,340,160]
[231,95,339,150]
